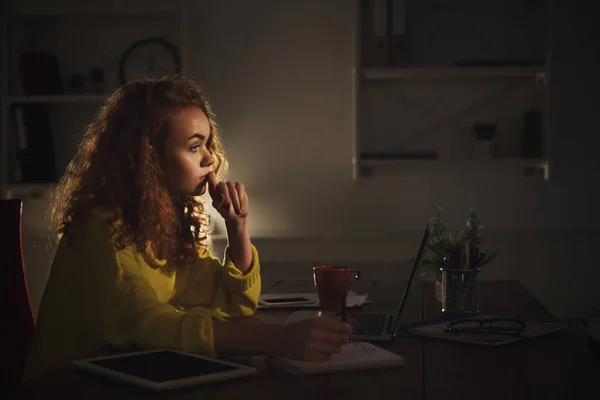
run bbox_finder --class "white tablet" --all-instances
[72,349,257,391]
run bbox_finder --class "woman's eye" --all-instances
[190,145,200,152]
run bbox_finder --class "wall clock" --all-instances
[119,38,181,84]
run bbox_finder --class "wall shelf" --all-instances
[4,183,57,202]
[8,95,107,104]
[12,10,180,19]
[360,157,546,166]
[10,0,183,18]
[359,157,550,180]
[362,66,545,81]
[6,183,57,191]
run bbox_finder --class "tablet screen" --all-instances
[88,350,237,383]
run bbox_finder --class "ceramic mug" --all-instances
[313,266,360,312]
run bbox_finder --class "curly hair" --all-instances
[50,76,228,271]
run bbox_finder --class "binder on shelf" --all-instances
[10,108,25,183]
[12,105,57,183]
[361,0,389,67]
[14,107,28,150]
[389,0,409,67]
[19,53,64,95]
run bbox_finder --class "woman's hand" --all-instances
[207,171,248,222]
[206,171,252,272]
[274,315,353,362]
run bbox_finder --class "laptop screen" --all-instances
[392,222,431,330]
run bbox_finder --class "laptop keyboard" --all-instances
[352,314,388,335]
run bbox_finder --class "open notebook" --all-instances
[269,342,404,375]
[268,311,404,375]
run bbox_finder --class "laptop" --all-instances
[346,222,431,342]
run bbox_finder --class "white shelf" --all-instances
[8,95,107,104]
[5,183,57,195]
[360,158,549,180]
[6,182,56,189]
[361,157,545,165]
[362,66,545,81]
[11,10,181,22]
[10,0,184,19]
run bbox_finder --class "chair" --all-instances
[0,199,36,390]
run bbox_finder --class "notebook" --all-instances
[269,342,404,375]
[268,311,405,374]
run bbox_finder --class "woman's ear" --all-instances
[146,143,157,157]
[144,143,157,166]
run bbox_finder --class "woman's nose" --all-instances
[201,149,215,168]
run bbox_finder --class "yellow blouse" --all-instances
[22,207,261,381]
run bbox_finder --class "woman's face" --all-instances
[162,106,215,196]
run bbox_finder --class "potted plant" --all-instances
[421,206,498,278]
[421,207,498,313]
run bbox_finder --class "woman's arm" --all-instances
[207,172,252,273]
[212,319,283,356]
[225,218,252,273]
[104,246,222,355]
[170,245,261,317]
[212,315,353,361]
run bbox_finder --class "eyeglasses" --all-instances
[444,318,526,336]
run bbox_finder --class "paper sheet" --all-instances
[258,291,369,309]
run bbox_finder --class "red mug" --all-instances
[313,266,360,312]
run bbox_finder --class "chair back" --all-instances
[0,199,35,389]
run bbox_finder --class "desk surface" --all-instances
[12,280,599,400]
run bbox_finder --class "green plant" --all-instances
[420,206,498,278]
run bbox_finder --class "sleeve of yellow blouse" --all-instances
[217,244,261,316]
[178,244,261,318]
[102,246,225,356]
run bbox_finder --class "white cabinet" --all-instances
[352,0,551,181]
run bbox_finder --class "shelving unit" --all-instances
[0,0,188,198]
[352,0,552,181]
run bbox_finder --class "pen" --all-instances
[263,279,284,293]
[341,292,347,322]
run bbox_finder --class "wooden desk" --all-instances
[11,280,599,400]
